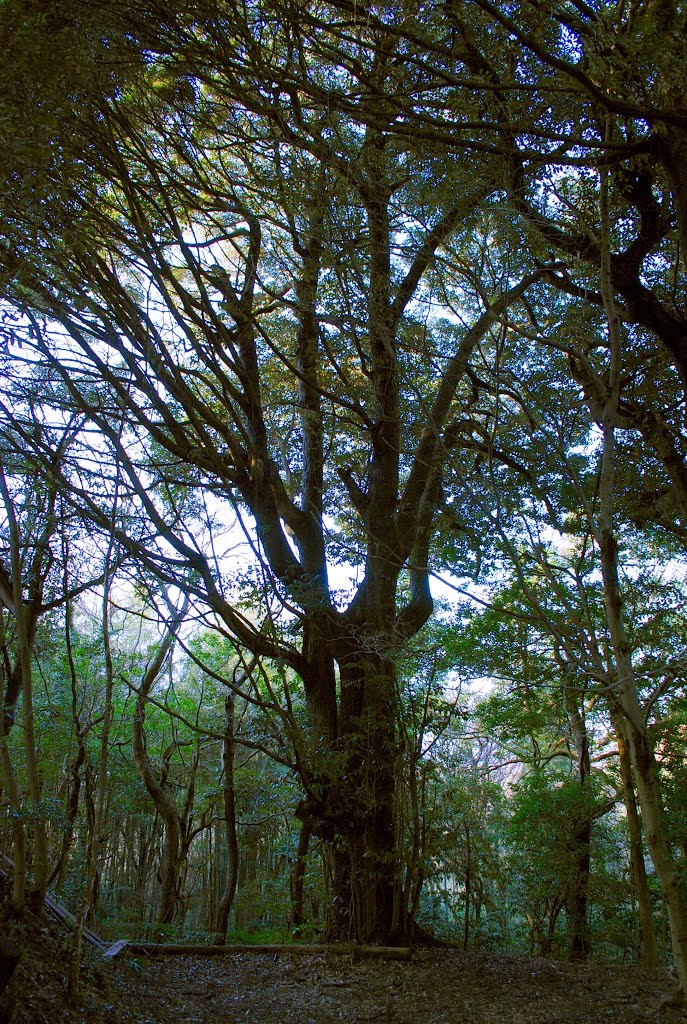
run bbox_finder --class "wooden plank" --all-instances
[103,940,130,959]
[44,892,74,925]
[83,926,109,953]
[126,943,412,960]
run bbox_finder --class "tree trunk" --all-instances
[0,470,48,907]
[156,813,182,929]
[611,705,658,969]
[215,689,239,944]
[302,647,401,945]
[463,823,471,952]
[622,716,687,989]
[598,469,687,990]
[290,821,312,934]
[544,898,564,958]
[50,739,83,893]
[0,648,26,918]
[563,687,591,962]
[596,161,687,997]
[130,600,187,933]
[236,825,259,929]
[567,820,591,962]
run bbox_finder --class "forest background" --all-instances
[0,0,686,1002]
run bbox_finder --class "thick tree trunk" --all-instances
[295,645,406,945]
[302,646,402,945]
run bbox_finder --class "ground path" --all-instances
[7,935,682,1024]
[104,947,680,1024]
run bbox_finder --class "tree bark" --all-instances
[318,647,401,944]
[563,687,591,962]
[289,821,312,934]
[463,823,471,952]
[67,551,118,1001]
[215,688,239,944]
[566,820,591,962]
[610,704,658,969]
[0,625,26,918]
[236,824,259,930]
[131,601,187,932]
[0,469,48,908]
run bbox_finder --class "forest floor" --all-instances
[1,894,685,1024]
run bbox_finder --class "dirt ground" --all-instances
[1,905,685,1024]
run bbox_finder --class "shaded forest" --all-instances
[0,0,686,1010]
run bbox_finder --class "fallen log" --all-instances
[122,942,412,961]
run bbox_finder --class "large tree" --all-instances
[3,1,687,970]
[0,0,543,941]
